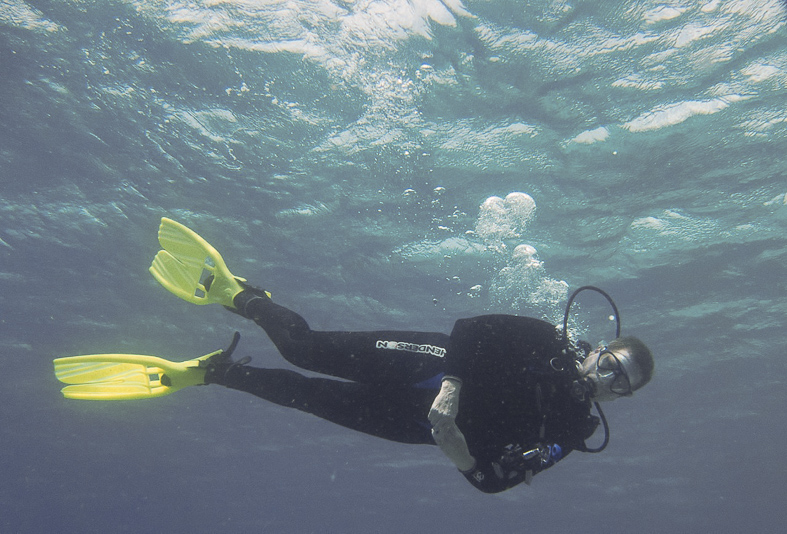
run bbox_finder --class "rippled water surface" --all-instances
[1,1,785,532]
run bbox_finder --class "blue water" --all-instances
[1,0,786,532]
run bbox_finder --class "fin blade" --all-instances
[54,359,150,385]
[151,217,243,307]
[60,383,168,400]
[53,354,208,400]
[54,359,171,400]
[151,218,222,304]
[157,217,218,268]
[149,250,209,304]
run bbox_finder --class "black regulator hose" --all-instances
[562,285,622,454]
[562,285,621,342]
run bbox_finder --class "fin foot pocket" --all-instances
[229,282,273,318]
[201,332,252,384]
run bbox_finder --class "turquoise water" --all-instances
[1,0,785,532]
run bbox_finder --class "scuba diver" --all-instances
[54,218,655,494]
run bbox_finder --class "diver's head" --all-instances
[579,336,654,402]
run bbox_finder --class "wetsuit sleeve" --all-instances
[461,444,572,494]
[443,317,497,383]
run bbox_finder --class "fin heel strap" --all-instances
[230,285,273,319]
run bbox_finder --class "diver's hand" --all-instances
[429,376,461,426]
[429,377,476,472]
[432,419,476,472]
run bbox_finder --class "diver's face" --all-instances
[580,345,636,402]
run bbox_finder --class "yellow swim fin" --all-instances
[54,333,242,400]
[149,217,248,307]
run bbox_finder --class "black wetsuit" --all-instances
[206,294,600,493]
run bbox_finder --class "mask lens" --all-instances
[597,354,618,376]
[596,349,632,397]
[610,374,632,396]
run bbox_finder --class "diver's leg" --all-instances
[207,365,436,445]
[232,289,448,386]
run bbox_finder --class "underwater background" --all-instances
[1,0,785,532]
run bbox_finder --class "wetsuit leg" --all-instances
[213,365,436,445]
[239,294,448,386]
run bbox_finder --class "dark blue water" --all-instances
[2,0,786,532]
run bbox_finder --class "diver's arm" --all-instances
[428,377,476,472]
[429,379,530,493]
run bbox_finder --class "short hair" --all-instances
[608,336,654,391]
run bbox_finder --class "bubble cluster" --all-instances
[475,192,536,248]
[489,243,568,320]
[475,193,568,322]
